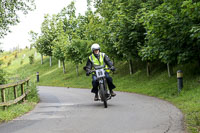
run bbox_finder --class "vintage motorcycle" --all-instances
[85,65,112,108]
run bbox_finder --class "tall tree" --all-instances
[40,14,58,66]
[59,1,78,42]
[95,0,146,74]
[52,20,69,74]
[65,39,91,76]
[29,31,44,64]
[138,0,200,76]
[0,0,35,38]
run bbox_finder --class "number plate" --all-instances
[96,69,105,78]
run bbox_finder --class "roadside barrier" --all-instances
[0,78,30,110]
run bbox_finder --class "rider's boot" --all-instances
[94,93,99,101]
[110,90,116,97]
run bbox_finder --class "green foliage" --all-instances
[52,20,69,62]
[40,14,58,56]
[94,0,146,60]
[138,0,200,64]
[13,52,18,58]
[0,102,37,122]
[138,45,158,61]
[59,1,78,41]
[0,69,6,85]
[20,59,24,65]
[65,39,91,65]
[0,0,35,38]
[6,0,200,132]
[27,81,39,102]
[28,0,200,75]
[7,60,11,66]
[28,54,34,64]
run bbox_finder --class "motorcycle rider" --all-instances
[84,43,116,101]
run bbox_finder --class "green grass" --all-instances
[0,49,39,123]
[1,48,200,133]
[0,102,37,122]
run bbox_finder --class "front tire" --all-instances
[99,83,107,108]
[104,101,107,108]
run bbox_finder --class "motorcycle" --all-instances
[84,65,112,108]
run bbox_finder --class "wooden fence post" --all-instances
[21,84,25,102]
[25,80,29,100]
[1,89,6,110]
[13,86,17,99]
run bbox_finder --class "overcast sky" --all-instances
[0,0,87,51]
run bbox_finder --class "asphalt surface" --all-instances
[0,86,185,133]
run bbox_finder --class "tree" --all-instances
[59,1,78,42]
[95,0,146,74]
[138,45,159,76]
[65,39,91,76]
[138,0,200,76]
[29,31,44,64]
[40,14,58,66]
[52,20,69,74]
[0,0,35,38]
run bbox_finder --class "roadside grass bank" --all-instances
[0,49,40,123]
[1,49,200,133]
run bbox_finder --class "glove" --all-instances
[86,71,91,76]
[110,66,116,71]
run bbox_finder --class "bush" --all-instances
[0,69,6,85]
[7,60,11,66]
[20,59,24,65]
[14,52,18,58]
[28,54,34,64]
[27,81,39,102]
[0,60,3,66]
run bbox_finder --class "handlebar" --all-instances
[90,68,111,73]
[89,68,111,74]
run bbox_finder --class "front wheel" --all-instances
[104,101,107,108]
[99,83,107,108]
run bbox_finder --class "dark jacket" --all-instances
[84,53,113,72]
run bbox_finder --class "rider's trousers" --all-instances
[91,72,116,94]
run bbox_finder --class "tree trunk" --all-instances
[50,56,52,67]
[147,62,150,77]
[76,64,79,76]
[129,59,133,75]
[167,63,173,77]
[58,60,61,68]
[62,60,66,74]
[41,54,43,64]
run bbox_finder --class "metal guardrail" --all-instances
[0,77,30,110]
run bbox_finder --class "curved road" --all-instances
[0,86,185,133]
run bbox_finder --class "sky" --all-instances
[0,0,88,51]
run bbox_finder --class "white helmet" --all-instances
[91,43,100,52]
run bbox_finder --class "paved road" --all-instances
[0,86,185,133]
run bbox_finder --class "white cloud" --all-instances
[0,0,87,51]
